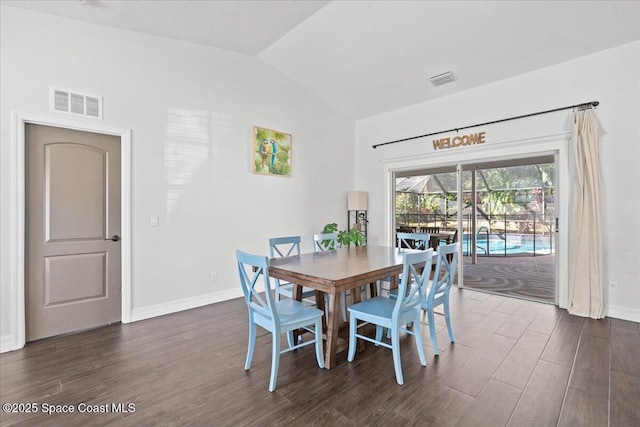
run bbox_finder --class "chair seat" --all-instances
[349,296,417,323]
[274,299,324,324]
[349,296,395,317]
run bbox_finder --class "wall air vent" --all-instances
[429,71,456,86]
[50,87,103,119]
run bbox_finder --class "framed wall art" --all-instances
[252,126,291,177]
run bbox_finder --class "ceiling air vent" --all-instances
[50,87,103,119]
[429,71,456,86]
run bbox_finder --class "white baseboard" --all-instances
[130,286,250,322]
[606,304,640,323]
[1,285,263,353]
[1,334,20,353]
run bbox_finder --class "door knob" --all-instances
[105,235,120,242]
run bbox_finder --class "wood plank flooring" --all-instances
[1,287,639,426]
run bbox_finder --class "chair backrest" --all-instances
[427,242,459,304]
[396,232,430,250]
[269,236,301,259]
[313,232,338,252]
[394,249,434,319]
[423,226,440,234]
[236,250,278,323]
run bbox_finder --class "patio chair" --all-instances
[397,232,430,250]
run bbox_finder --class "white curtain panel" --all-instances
[568,109,605,319]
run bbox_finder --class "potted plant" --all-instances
[321,223,366,248]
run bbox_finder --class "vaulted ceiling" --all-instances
[3,0,639,119]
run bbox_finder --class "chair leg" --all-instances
[314,319,325,369]
[347,314,358,362]
[274,281,282,302]
[269,332,281,392]
[391,327,404,385]
[427,309,440,356]
[375,325,383,345]
[444,299,455,343]
[413,314,427,366]
[341,291,347,322]
[286,331,295,349]
[245,321,256,370]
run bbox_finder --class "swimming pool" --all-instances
[462,233,554,256]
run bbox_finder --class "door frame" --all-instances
[382,131,570,309]
[8,111,132,350]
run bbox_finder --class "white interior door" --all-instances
[25,124,121,341]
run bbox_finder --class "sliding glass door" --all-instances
[394,156,557,304]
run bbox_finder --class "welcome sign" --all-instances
[433,132,486,150]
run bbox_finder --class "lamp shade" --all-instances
[347,191,368,211]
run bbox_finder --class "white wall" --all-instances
[355,41,640,322]
[0,6,354,347]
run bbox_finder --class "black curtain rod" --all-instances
[371,100,599,149]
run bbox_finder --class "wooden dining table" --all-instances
[269,244,418,369]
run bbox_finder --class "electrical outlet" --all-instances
[608,281,617,292]
[210,272,218,282]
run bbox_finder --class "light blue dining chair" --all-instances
[386,232,430,292]
[387,241,458,354]
[313,232,339,252]
[270,236,319,347]
[313,232,349,321]
[379,232,431,295]
[269,236,316,303]
[347,249,434,385]
[236,250,324,392]
[422,242,459,355]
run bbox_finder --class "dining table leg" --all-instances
[368,282,378,298]
[291,284,304,343]
[389,274,399,290]
[325,291,341,369]
[315,290,327,333]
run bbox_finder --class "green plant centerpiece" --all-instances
[321,223,366,248]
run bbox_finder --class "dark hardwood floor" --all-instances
[1,287,639,426]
